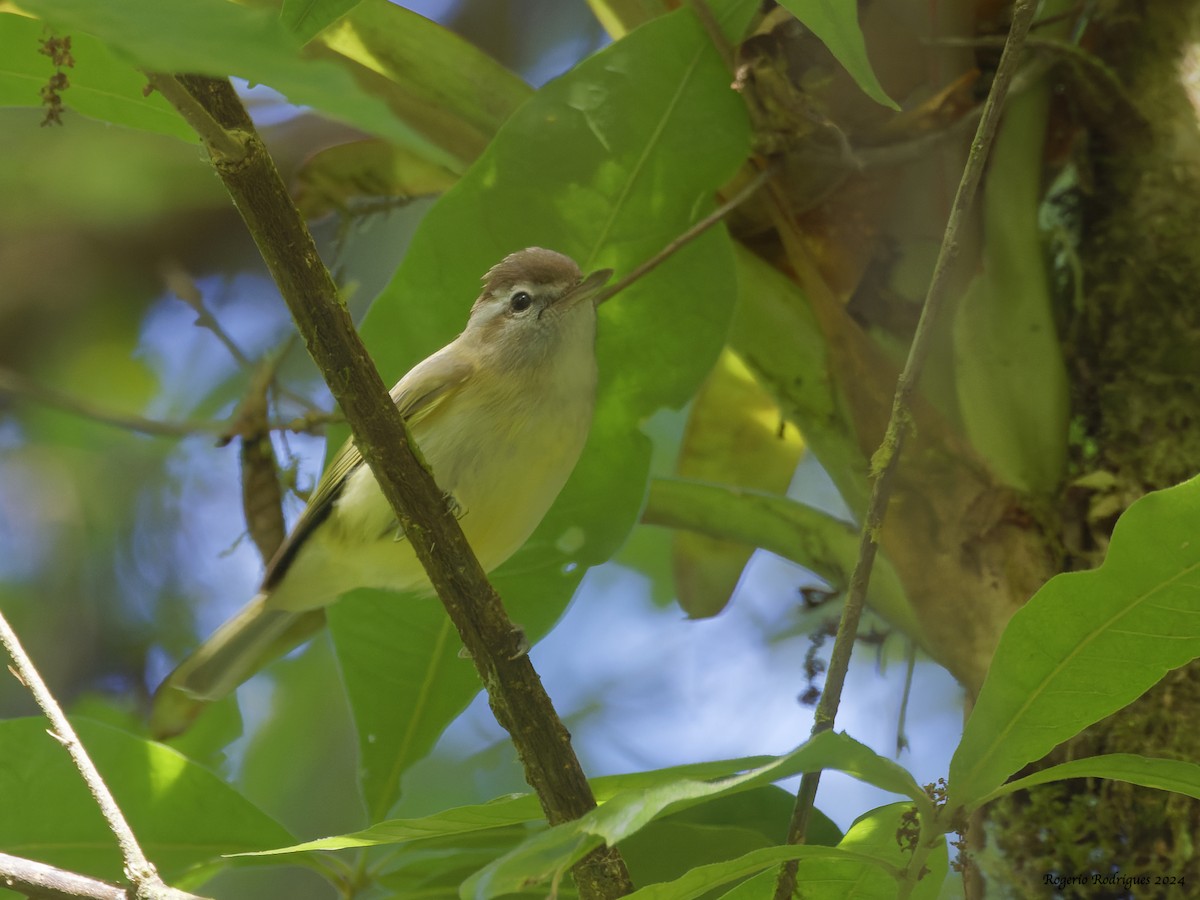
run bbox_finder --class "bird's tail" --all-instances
[149,594,324,739]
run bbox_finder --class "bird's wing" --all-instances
[390,345,476,426]
[261,348,475,590]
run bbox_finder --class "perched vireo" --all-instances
[151,248,611,737]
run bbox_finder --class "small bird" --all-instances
[151,248,611,737]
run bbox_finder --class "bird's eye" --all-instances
[509,291,533,313]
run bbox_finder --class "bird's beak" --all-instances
[561,267,614,309]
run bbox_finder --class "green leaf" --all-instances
[667,349,806,617]
[949,475,1200,810]
[953,82,1068,492]
[977,753,1200,808]
[332,1,753,821]
[710,804,949,899]
[308,0,533,171]
[0,13,192,140]
[624,845,895,900]
[0,717,294,885]
[280,0,360,44]
[645,477,917,634]
[239,757,778,857]
[822,803,946,900]
[294,139,460,220]
[775,0,898,110]
[620,788,841,889]
[593,757,779,799]
[328,593,481,822]
[236,636,366,843]
[715,870,775,899]
[462,732,930,898]
[236,793,542,856]
[18,0,457,159]
[729,243,870,516]
[376,827,545,900]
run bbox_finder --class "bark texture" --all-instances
[986,0,1200,892]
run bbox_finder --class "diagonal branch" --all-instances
[772,1,1041,897]
[0,615,208,900]
[155,72,633,900]
[0,851,211,900]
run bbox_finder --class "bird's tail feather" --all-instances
[150,595,323,739]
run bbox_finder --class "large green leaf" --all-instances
[976,753,1200,808]
[729,243,870,517]
[775,0,897,110]
[235,758,784,857]
[624,845,895,900]
[704,804,949,900]
[811,802,946,900]
[949,475,1200,810]
[953,61,1069,493]
[16,0,455,157]
[0,13,192,139]
[308,0,532,172]
[0,717,293,886]
[619,788,842,890]
[330,0,754,821]
[462,732,930,898]
[255,787,834,900]
[238,792,542,856]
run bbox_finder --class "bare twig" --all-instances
[162,266,326,416]
[0,367,219,437]
[0,852,212,900]
[772,2,1040,897]
[0,367,338,439]
[162,265,252,368]
[0,851,129,900]
[0,615,208,900]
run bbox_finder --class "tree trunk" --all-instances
[986,0,1200,891]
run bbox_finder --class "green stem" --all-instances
[772,2,1041,898]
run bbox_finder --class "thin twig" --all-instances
[686,0,735,71]
[143,72,246,162]
[929,34,1135,117]
[594,165,775,306]
[0,615,207,900]
[772,2,1040,897]
[896,641,917,756]
[162,267,325,415]
[0,851,128,900]
[0,851,212,900]
[163,265,252,368]
[0,367,216,437]
[0,367,338,439]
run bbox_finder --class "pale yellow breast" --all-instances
[269,347,596,613]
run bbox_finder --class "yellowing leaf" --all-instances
[673,348,805,617]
